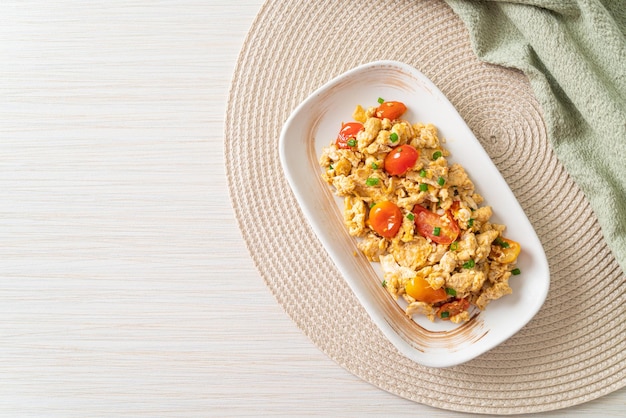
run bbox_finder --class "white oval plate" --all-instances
[279,60,549,368]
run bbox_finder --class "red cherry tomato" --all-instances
[368,201,402,238]
[437,298,470,320]
[412,205,460,245]
[384,144,419,176]
[375,101,407,120]
[335,122,363,149]
[405,276,448,304]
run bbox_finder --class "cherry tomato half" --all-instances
[384,144,419,176]
[375,101,407,120]
[405,276,448,304]
[412,205,460,245]
[335,122,363,149]
[490,237,521,263]
[368,201,402,238]
[437,298,470,319]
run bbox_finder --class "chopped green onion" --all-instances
[450,241,458,251]
[371,162,379,170]
[366,177,379,186]
[406,213,415,221]
[511,268,521,275]
[382,279,387,287]
[419,169,427,177]
[432,150,442,160]
[378,97,385,104]
[495,238,510,248]
[370,202,376,208]
[329,163,334,170]
[445,287,457,296]
[437,176,445,186]
[440,311,450,319]
[468,218,474,227]
[433,227,441,236]
[463,259,475,269]
[347,138,357,147]
[419,183,428,192]
[390,132,399,142]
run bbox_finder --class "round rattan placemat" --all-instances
[224,0,626,414]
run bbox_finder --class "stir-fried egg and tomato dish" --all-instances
[319,99,521,323]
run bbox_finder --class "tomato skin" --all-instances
[335,122,363,149]
[490,238,521,263]
[384,144,419,176]
[437,298,470,319]
[375,101,407,120]
[412,205,460,245]
[368,201,402,238]
[405,276,448,304]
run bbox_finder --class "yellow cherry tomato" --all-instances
[491,237,521,263]
[405,276,448,304]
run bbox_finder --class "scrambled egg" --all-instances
[319,102,521,323]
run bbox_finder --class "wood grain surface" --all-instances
[0,1,624,416]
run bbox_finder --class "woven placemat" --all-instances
[224,0,626,414]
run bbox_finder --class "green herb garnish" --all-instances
[366,177,379,186]
[463,259,475,269]
[495,238,510,248]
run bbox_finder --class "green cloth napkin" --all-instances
[444,0,626,274]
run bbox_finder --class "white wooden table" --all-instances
[1,1,624,416]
